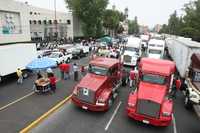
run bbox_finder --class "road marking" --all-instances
[0,92,34,111]
[105,101,122,131]
[0,79,61,112]
[172,113,177,133]
[20,94,72,133]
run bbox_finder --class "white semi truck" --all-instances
[147,39,165,59]
[122,37,142,66]
[0,43,37,82]
[166,37,200,111]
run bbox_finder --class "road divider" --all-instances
[20,94,72,133]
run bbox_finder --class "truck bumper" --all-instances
[71,96,108,111]
[123,62,137,66]
[127,107,172,126]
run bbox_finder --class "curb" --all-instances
[20,94,72,133]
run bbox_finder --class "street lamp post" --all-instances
[54,0,58,40]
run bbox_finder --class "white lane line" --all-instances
[105,101,122,131]
[0,92,34,111]
[172,113,178,133]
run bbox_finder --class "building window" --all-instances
[59,19,62,23]
[43,20,47,25]
[30,12,33,15]
[38,20,42,25]
[29,20,32,24]
[67,20,71,25]
[49,20,52,24]
[33,20,37,24]
[38,13,40,15]
[34,12,37,15]
[54,20,58,24]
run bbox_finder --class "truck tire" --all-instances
[0,76,2,83]
[66,58,70,63]
[108,96,113,108]
[184,93,192,109]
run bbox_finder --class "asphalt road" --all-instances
[0,52,199,133]
[29,51,200,133]
[30,83,200,133]
[0,56,90,133]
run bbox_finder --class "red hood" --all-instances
[138,82,167,104]
[77,73,108,91]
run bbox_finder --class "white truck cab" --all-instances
[122,37,142,66]
[48,51,72,64]
[147,39,165,59]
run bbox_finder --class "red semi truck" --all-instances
[127,58,178,126]
[72,57,122,111]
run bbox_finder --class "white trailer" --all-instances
[0,43,37,82]
[166,38,200,78]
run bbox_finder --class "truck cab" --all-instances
[72,57,122,111]
[184,53,200,109]
[122,37,142,66]
[127,58,176,126]
[147,39,165,59]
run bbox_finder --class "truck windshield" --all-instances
[192,71,200,82]
[89,65,108,76]
[49,53,59,58]
[142,74,166,85]
[149,49,161,54]
[126,47,139,53]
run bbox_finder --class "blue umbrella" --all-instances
[26,57,57,70]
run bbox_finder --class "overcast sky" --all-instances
[16,0,193,27]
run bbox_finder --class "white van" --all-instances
[147,39,165,59]
[122,37,142,66]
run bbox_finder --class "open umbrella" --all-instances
[100,36,112,44]
[26,57,57,70]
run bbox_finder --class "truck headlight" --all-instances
[128,103,135,108]
[162,112,171,117]
[96,98,106,106]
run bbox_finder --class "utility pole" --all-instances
[54,0,58,40]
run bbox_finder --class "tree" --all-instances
[103,9,123,36]
[65,0,108,37]
[128,16,139,34]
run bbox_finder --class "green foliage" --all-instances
[65,0,108,37]
[160,0,200,41]
[128,16,139,34]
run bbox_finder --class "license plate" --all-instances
[82,106,88,110]
[142,120,149,124]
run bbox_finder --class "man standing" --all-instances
[59,62,65,80]
[16,68,23,84]
[73,63,79,81]
[63,63,70,80]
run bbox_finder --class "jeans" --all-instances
[17,75,23,84]
[64,72,70,80]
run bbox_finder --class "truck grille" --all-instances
[124,55,132,63]
[77,87,95,104]
[137,99,160,118]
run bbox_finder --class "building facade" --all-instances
[28,6,74,41]
[0,0,31,44]
[0,0,79,44]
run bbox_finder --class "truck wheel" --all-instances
[0,76,2,83]
[184,93,192,109]
[66,58,70,63]
[108,97,113,108]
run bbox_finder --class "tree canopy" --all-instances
[65,0,108,37]
[160,0,200,41]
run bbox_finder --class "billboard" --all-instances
[0,11,22,35]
